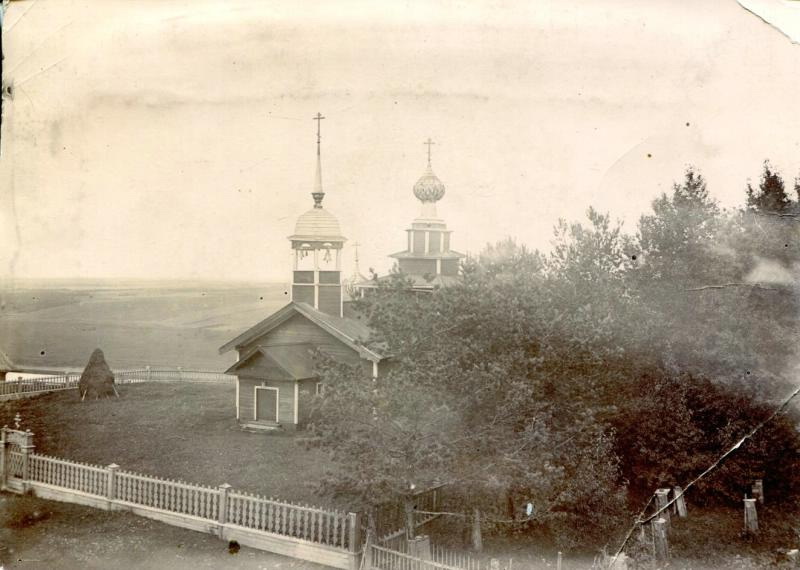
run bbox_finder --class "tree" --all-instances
[309,169,800,551]
[310,244,633,550]
[746,160,794,214]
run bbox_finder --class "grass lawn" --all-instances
[0,383,340,507]
[3,383,797,569]
[0,494,328,570]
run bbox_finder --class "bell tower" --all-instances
[288,113,346,316]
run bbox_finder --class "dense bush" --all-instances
[311,162,800,550]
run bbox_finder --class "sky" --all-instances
[1,0,800,283]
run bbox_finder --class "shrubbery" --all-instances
[310,162,800,550]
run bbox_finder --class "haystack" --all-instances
[78,348,119,400]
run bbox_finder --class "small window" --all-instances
[315,382,324,396]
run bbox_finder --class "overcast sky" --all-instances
[1,0,799,283]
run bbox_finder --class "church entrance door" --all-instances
[255,386,279,422]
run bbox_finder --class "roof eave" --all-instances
[292,303,383,362]
[218,302,296,354]
[288,234,347,242]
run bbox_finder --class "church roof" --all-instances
[356,273,460,291]
[219,301,382,362]
[289,207,346,242]
[224,343,317,379]
[389,250,465,260]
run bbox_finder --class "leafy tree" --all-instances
[308,166,800,553]
[630,166,798,395]
[310,249,631,550]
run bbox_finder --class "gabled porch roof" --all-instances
[218,301,383,362]
[224,343,317,380]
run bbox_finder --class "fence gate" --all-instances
[1,427,33,493]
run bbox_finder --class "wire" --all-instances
[413,509,534,525]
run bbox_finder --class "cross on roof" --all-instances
[424,137,435,166]
[313,112,325,155]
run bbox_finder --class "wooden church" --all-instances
[220,117,462,431]
[355,138,464,294]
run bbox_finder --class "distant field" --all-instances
[0,281,289,371]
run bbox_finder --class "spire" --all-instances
[352,241,363,277]
[312,112,325,208]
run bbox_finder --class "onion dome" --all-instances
[413,165,446,203]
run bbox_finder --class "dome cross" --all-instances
[313,112,325,157]
[424,137,435,166]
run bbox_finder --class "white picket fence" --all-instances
[117,368,232,384]
[0,373,81,399]
[0,367,233,401]
[368,542,489,570]
[2,427,361,569]
[20,452,357,550]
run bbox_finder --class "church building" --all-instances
[355,138,464,294]
[220,119,464,431]
[219,114,385,431]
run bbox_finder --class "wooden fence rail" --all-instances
[369,543,485,570]
[29,454,107,496]
[382,540,486,570]
[227,491,356,550]
[376,484,443,542]
[1,427,360,569]
[0,367,234,401]
[0,374,80,398]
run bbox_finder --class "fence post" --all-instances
[471,508,483,552]
[655,488,671,529]
[178,367,183,381]
[20,430,34,491]
[752,479,764,505]
[348,511,362,552]
[744,497,758,533]
[409,535,431,560]
[218,483,231,529]
[106,463,119,504]
[146,366,152,382]
[0,427,6,489]
[361,529,373,570]
[673,485,688,518]
[652,517,669,561]
[16,379,22,394]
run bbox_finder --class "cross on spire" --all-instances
[312,112,326,207]
[313,112,325,157]
[424,137,435,166]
